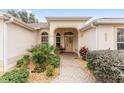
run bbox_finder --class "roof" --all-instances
[46,16,92,22]
[80,18,124,31]
[28,22,49,29]
[1,12,124,32]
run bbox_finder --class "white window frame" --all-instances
[117,28,124,49]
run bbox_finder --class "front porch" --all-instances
[49,28,81,55]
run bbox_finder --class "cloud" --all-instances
[26,10,32,14]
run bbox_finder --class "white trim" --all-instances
[3,18,13,72]
[80,18,124,32]
[113,26,116,49]
[95,27,98,50]
[3,22,7,72]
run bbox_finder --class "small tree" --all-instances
[7,10,38,23]
[7,9,19,18]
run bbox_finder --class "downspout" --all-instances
[91,24,98,50]
[3,17,13,72]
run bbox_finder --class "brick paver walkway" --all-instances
[51,53,94,83]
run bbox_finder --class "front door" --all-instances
[65,36,73,52]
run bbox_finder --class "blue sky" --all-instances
[30,9,124,22]
[2,9,124,22]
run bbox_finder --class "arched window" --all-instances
[41,32,48,43]
[56,33,61,47]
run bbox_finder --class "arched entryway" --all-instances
[54,28,78,54]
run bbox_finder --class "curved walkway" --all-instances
[51,53,94,83]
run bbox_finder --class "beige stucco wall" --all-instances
[97,25,116,50]
[7,23,38,67]
[0,19,4,60]
[0,19,4,71]
[49,20,86,45]
[49,21,86,30]
[81,28,96,50]
[97,24,124,50]
[80,24,124,51]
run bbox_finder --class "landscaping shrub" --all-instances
[48,55,60,67]
[0,68,29,83]
[16,55,30,68]
[30,43,60,73]
[79,46,88,60]
[27,45,40,53]
[46,65,54,77]
[87,50,124,83]
[31,51,45,64]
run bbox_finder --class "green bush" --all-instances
[46,66,54,77]
[27,45,40,53]
[31,43,57,64]
[30,43,60,73]
[0,68,29,83]
[31,51,45,64]
[87,50,124,83]
[16,55,30,68]
[48,55,60,67]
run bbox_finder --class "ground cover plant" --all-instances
[46,65,55,77]
[0,68,29,83]
[16,55,30,68]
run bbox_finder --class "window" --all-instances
[41,32,48,43]
[56,33,61,47]
[117,28,124,49]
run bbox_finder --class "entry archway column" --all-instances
[49,28,54,45]
[78,31,81,56]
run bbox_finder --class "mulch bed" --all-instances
[27,62,60,83]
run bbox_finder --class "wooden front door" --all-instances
[65,36,73,52]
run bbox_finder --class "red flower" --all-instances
[79,46,88,60]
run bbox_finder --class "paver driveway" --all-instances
[51,53,94,83]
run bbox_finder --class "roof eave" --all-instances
[3,13,35,31]
[45,16,92,22]
[80,19,124,32]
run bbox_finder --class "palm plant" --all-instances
[30,43,60,73]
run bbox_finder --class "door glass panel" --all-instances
[56,33,61,47]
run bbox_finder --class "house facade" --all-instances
[0,13,124,72]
